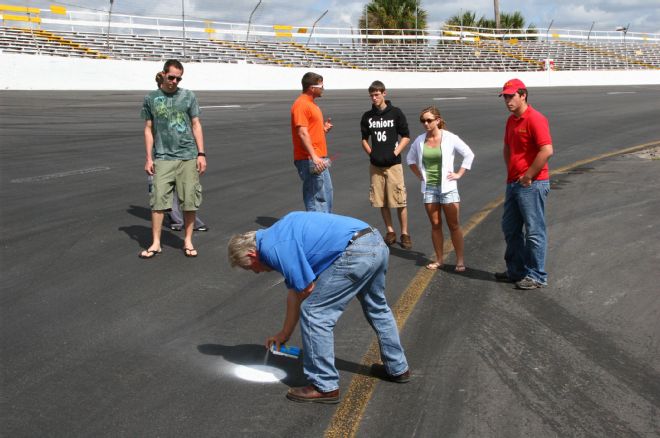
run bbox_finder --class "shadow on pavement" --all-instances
[439,264,502,284]
[255,216,280,227]
[388,246,429,266]
[119,224,184,250]
[126,204,153,221]
[197,343,389,386]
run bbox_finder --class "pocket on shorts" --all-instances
[369,184,376,205]
[194,183,203,208]
[394,183,407,205]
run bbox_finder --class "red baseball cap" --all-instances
[499,78,526,96]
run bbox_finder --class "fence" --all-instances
[2,5,659,46]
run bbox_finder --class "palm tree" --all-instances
[502,12,527,30]
[499,11,536,38]
[446,11,483,29]
[446,10,533,29]
[444,10,536,38]
[359,0,427,43]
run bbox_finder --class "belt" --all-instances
[348,227,373,245]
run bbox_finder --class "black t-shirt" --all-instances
[360,101,410,167]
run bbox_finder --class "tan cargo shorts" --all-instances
[369,163,407,208]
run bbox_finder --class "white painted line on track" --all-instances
[200,105,242,108]
[433,97,467,100]
[268,278,285,289]
[607,92,637,95]
[11,166,111,183]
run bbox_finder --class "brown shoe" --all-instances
[388,369,411,383]
[400,234,412,250]
[371,364,411,383]
[384,232,397,246]
[286,385,340,404]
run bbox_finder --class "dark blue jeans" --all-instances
[501,180,550,284]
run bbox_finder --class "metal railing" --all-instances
[2,8,659,45]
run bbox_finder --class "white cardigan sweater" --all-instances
[405,129,475,194]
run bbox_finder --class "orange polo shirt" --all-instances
[291,93,327,161]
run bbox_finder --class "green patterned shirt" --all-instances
[141,88,200,160]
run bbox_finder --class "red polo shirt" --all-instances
[291,93,327,161]
[504,105,552,183]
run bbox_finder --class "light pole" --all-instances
[415,1,418,72]
[306,10,328,47]
[181,0,186,60]
[106,0,114,51]
[494,0,500,31]
[545,19,554,71]
[365,4,368,47]
[246,0,262,45]
[616,24,629,70]
[587,21,594,70]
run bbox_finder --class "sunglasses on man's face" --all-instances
[167,75,183,82]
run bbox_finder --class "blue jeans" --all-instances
[294,159,333,213]
[501,180,550,284]
[299,230,408,392]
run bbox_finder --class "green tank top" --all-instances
[422,143,442,186]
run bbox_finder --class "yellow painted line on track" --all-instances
[552,140,660,174]
[323,140,659,438]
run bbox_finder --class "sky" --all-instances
[10,0,660,35]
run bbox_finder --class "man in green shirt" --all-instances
[139,59,207,259]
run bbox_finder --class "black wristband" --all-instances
[197,152,206,157]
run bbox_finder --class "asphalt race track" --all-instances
[1,85,659,437]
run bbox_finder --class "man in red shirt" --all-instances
[291,72,334,212]
[495,79,554,289]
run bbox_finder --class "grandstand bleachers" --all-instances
[2,24,659,72]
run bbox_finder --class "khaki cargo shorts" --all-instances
[151,159,202,211]
[369,163,407,208]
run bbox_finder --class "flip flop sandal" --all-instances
[183,247,198,258]
[139,249,161,259]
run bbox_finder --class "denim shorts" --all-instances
[423,186,460,204]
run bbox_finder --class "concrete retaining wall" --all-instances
[2,53,659,90]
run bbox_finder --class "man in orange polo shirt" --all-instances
[291,72,334,212]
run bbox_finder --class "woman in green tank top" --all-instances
[407,106,475,272]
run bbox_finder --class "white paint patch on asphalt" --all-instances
[607,92,637,95]
[11,166,111,183]
[233,364,287,383]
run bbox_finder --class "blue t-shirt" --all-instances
[256,212,369,292]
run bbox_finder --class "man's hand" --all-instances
[144,159,154,175]
[311,155,327,174]
[324,117,333,133]
[265,331,289,350]
[197,155,207,175]
[517,174,533,187]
